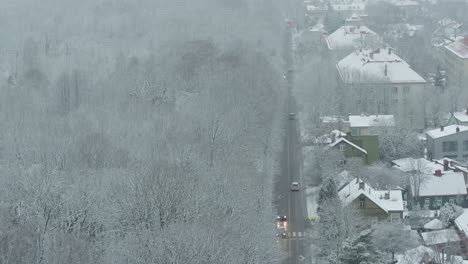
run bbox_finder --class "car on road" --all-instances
[277,215,287,222]
[290,182,300,191]
[289,113,295,120]
[276,225,287,239]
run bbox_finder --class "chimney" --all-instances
[444,159,449,171]
[465,108,468,115]
[434,169,443,176]
[384,64,388,77]
[359,182,365,190]
[388,48,392,54]
[456,127,460,133]
[441,126,444,131]
[369,52,374,59]
[384,192,390,200]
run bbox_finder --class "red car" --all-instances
[290,182,300,191]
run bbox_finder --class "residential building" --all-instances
[444,36,468,89]
[447,109,468,126]
[426,125,468,160]
[455,211,468,257]
[349,114,395,136]
[396,245,464,264]
[338,178,404,225]
[325,136,368,163]
[336,48,426,130]
[392,157,468,210]
[423,218,444,231]
[421,229,462,255]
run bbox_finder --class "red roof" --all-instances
[446,36,468,59]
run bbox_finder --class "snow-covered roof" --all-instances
[326,137,368,154]
[455,211,468,237]
[345,13,362,22]
[315,130,347,144]
[424,218,444,230]
[349,114,395,128]
[337,48,426,84]
[417,172,467,197]
[421,229,460,246]
[426,125,468,139]
[445,36,468,59]
[396,246,434,264]
[392,157,442,174]
[338,178,404,212]
[321,115,348,124]
[392,0,420,6]
[453,110,468,122]
[397,246,464,264]
[325,25,380,50]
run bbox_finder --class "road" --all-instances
[274,27,310,264]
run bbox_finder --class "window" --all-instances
[359,198,365,209]
[450,197,455,204]
[392,98,398,104]
[403,86,410,94]
[424,198,430,208]
[436,198,442,207]
[463,140,468,151]
[392,87,398,94]
[442,141,458,152]
[339,143,345,152]
[352,128,360,136]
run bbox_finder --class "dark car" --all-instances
[277,215,287,221]
[290,182,300,191]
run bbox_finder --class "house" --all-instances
[349,114,395,136]
[325,136,369,163]
[421,229,462,255]
[325,25,382,61]
[338,178,404,225]
[426,125,468,160]
[344,13,365,26]
[392,157,468,210]
[336,48,426,130]
[396,245,464,264]
[444,36,468,89]
[447,109,468,126]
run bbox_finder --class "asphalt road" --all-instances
[274,27,310,264]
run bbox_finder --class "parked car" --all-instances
[289,113,295,120]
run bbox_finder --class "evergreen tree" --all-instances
[323,3,343,33]
[339,229,383,264]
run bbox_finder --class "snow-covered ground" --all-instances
[306,186,320,219]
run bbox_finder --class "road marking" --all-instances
[297,232,302,237]
[292,231,296,237]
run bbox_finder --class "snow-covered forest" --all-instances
[0,1,295,263]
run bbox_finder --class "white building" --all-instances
[336,48,426,129]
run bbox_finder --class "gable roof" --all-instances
[445,36,468,59]
[349,114,395,128]
[426,124,468,139]
[424,218,444,230]
[455,211,468,237]
[327,137,368,154]
[325,25,380,50]
[337,48,426,84]
[338,178,404,213]
[453,110,468,122]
